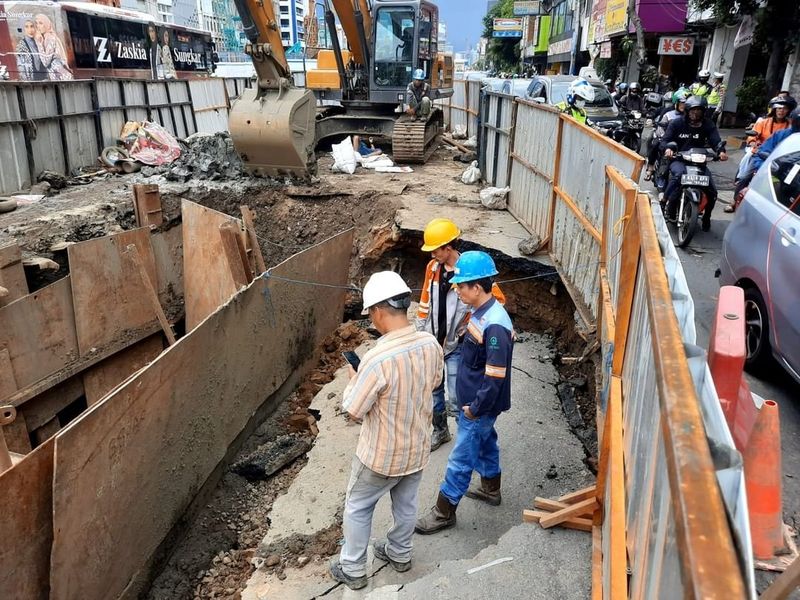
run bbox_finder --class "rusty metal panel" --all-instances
[82,335,164,406]
[151,224,184,313]
[68,228,159,357]
[189,79,229,133]
[0,277,78,397]
[49,229,354,600]
[507,102,559,240]
[0,438,53,600]
[182,200,242,331]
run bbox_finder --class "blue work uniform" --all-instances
[441,297,514,505]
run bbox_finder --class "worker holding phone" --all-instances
[330,271,443,590]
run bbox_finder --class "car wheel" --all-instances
[743,287,775,374]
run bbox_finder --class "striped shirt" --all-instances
[342,325,443,477]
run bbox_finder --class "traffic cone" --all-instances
[743,400,786,560]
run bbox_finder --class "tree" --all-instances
[693,0,800,94]
[481,0,522,72]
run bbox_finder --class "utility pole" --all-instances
[568,0,582,75]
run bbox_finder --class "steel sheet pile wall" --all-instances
[0,78,243,195]
[507,101,560,240]
[480,92,515,188]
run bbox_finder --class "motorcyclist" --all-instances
[689,69,712,98]
[747,96,795,149]
[618,81,645,113]
[406,69,432,121]
[612,82,628,104]
[556,79,595,125]
[660,95,728,231]
[727,104,800,213]
[644,90,689,182]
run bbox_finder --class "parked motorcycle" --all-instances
[664,144,720,248]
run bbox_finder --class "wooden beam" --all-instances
[523,510,592,532]
[544,115,565,251]
[240,206,267,275]
[553,186,602,243]
[607,375,627,599]
[558,485,597,505]
[218,222,250,289]
[539,497,599,529]
[123,244,176,346]
[761,555,800,600]
[592,511,603,600]
[611,196,641,377]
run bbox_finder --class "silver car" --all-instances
[719,133,800,382]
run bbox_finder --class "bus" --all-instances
[0,1,215,82]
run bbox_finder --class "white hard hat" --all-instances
[568,78,595,103]
[361,271,412,315]
[713,71,724,79]
[698,69,711,78]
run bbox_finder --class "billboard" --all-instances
[513,1,542,16]
[657,36,694,55]
[493,18,523,38]
[604,0,627,36]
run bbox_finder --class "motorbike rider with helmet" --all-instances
[612,82,628,104]
[406,69,432,120]
[556,79,595,125]
[644,89,689,182]
[618,81,645,113]
[689,69,713,98]
[660,95,728,230]
[604,79,615,95]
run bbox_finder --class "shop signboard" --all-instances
[657,36,694,55]
[600,41,611,58]
[588,0,608,45]
[604,0,627,35]
[734,15,754,49]
[548,37,572,57]
[513,1,542,16]
[493,18,523,38]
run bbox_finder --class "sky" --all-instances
[437,0,487,53]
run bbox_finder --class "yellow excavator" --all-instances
[229,0,453,178]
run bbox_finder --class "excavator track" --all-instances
[391,109,443,163]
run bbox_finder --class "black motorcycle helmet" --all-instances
[617,82,629,95]
[629,82,641,94]
[685,95,707,123]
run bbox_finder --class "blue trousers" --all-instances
[432,347,461,415]
[664,160,718,218]
[440,412,500,505]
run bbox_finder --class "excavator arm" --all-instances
[228,0,318,178]
[330,0,373,67]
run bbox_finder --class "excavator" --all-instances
[228,0,453,178]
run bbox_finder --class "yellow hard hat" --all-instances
[421,218,461,252]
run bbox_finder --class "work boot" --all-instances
[430,411,451,451]
[329,558,368,590]
[465,474,502,506]
[415,492,457,535]
[373,540,412,572]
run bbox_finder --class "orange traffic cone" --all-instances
[743,400,786,560]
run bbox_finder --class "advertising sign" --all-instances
[493,17,523,38]
[588,0,607,45]
[604,0,627,36]
[657,36,694,55]
[600,41,611,58]
[548,37,572,57]
[513,1,542,16]
[734,15,754,49]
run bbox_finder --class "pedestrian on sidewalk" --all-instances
[416,219,506,452]
[329,271,443,590]
[416,252,514,535]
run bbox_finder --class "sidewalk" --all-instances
[241,335,594,599]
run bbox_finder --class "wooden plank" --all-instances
[543,115,565,251]
[539,497,599,529]
[0,277,79,393]
[123,244,176,345]
[611,196,640,377]
[607,375,627,599]
[68,228,159,357]
[241,206,267,274]
[219,222,251,288]
[591,511,603,600]
[523,510,592,532]
[0,242,28,307]
[5,410,32,453]
[761,555,800,600]
[50,230,354,600]
[21,376,84,431]
[558,485,597,505]
[0,438,54,600]
[636,193,746,597]
[83,335,164,406]
[182,199,242,331]
[34,417,60,445]
[535,496,597,516]
[554,186,602,243]
[132,184,164,227]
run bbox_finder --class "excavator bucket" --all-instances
[229,86,317,179]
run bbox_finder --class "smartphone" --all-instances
[342,350,361,372]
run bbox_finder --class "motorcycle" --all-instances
[601,110,644,153]
[644,92,664,121]
[664,144,720,248]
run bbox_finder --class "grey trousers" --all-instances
[339,456,424,577]
[409,96,432,118]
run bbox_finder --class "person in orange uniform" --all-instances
[416,219,505,451]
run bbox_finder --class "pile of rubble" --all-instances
[141,132,246,182]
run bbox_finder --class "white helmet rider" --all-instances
[567,78,595,109]
[698,68,711,81]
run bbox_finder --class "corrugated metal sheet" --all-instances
[551,199,600,318]
[0,125,29,193]
[30,120,65,175]
[605,175,628,309]
[467,81,480,138]
[189,79,229,133]
[450,79,468,134]
[63,116,99,171]
[506,102,559,240]
[480,92,514,188]
[58,83,93,114]
[0,85,21,121]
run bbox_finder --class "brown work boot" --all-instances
[415,492,457,535]
[430,411,451,452]
[465,474,502,506]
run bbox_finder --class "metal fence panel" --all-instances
[551,199,600,319]
[507,101,559,240]
[30,121,65,175]
[0,125,29,193]
[63,116,99,172]
[189,79,229,133]
[480,92,514,188]
[451,79,468,134]
[605,177,628,309]
[468,80,480,138]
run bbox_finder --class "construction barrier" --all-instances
[0,77,252,195]
[458,91,753,597]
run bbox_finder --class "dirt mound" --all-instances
[142,132,245,182]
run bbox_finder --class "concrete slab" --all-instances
[243,333,593,600]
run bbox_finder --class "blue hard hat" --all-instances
[413,69,426,81]
[451,251,498,284]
